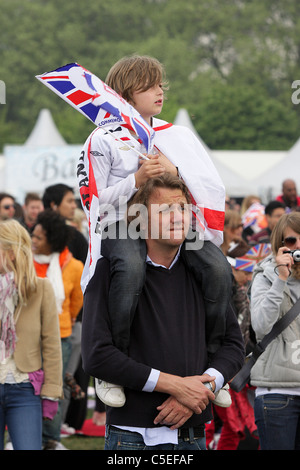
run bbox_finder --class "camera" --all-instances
[285,250,300,262]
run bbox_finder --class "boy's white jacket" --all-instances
[77,118,225,292]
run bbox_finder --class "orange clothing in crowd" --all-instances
[34,247,84,338]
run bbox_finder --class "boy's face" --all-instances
[130,84,164,124]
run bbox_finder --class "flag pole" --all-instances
[104,127,149,160]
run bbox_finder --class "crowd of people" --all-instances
[1,52,300,451]
[1,176,300,450]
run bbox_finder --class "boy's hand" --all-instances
[134,154,165,188]
[156,151,178,176]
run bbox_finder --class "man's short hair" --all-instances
[0,192,15,204]
[24,192,42,205]
[265,200,285,216]
[42,184,74,209]
[127,172,191,226]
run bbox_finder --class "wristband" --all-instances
[204,382,213,392]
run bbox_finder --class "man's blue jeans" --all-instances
[254,393,300,450]
[104,426,207,450]
[0,382,42,450]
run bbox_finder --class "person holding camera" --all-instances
[250,211,300,450]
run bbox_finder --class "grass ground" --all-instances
[61,385,105,451]
[61,433,105,451]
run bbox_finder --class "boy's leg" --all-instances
[181,236,232,355]
[97,221,146,407]
[101,220,147,354]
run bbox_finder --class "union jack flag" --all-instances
[235,243,271,272]
[242,202,267,233]
[36,63,154,154]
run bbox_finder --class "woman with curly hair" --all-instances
[31,209,84,450]
[0,219,62,450]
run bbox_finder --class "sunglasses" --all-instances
[2,204,15,210]
[283,236,300,248]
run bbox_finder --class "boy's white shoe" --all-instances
[213,383,232,407]
[95,379,126,407]
[205,382,232,408]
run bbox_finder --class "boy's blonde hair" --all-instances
[0,219,37,303]
[105,55,168,103]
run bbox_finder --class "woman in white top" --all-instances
[250,211,300,450]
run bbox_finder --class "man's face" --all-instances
[56,191,77,220]
[0,197,15,220]
[24,200,44,225]
[146,187,190,249]
[267,207,285,231]
[283,181,297,203]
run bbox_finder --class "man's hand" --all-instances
[154,396,193,429]
[154,372,216,415]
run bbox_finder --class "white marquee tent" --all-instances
[174,108,289,201]
[3,109,81,203]
[255,137,300,199]
[1,107,298,203]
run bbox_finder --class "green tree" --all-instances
[0,0,299,151]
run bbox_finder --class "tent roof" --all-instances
[256,138,300,185]
[25,108,66,147]
[172,108,296,199]
[173,108,210,151]
[173,108,254,197]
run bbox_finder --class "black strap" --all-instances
[230,297,300,392]
[258,297,300,353]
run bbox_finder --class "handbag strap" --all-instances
[252,297,300,360]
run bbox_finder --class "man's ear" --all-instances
[50,202,57,210]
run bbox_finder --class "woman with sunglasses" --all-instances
[250,211,300,450]
[220,209,250,257]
